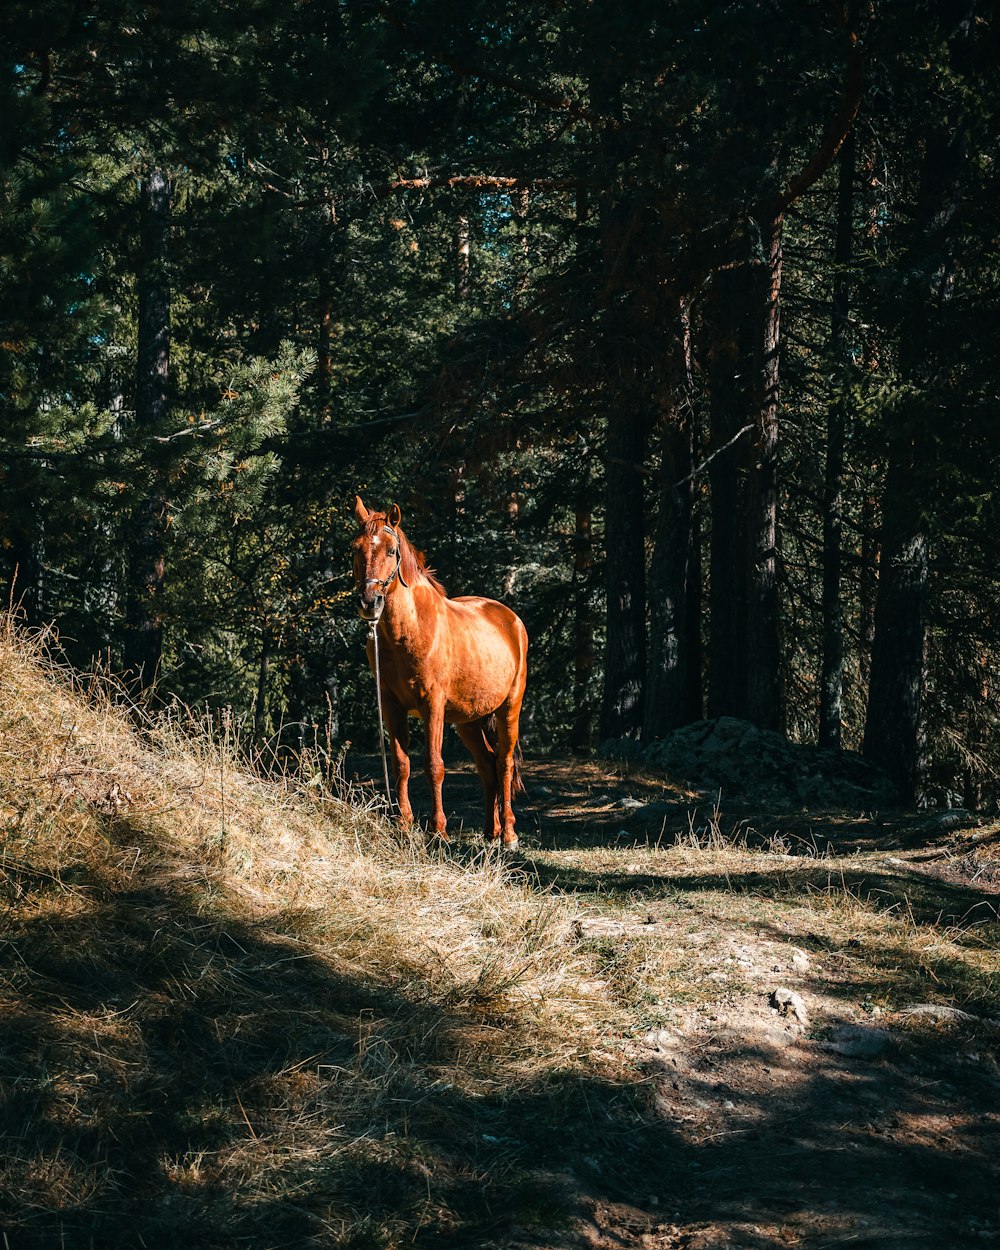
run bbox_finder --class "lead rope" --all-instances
[369,619,394,809]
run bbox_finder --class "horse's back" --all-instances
[449,595,527,659]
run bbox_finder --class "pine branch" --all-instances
[376,174,582,198]
[152,419,225,443]
[373,1,612,128]
[773,6,867,214]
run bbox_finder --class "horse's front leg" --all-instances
[383,696,413,828]
[423,702,448,839]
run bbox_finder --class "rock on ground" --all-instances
[601,717,897,810]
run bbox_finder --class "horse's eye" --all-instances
[388,547,397,557]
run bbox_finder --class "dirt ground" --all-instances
[348,748,1000,1250]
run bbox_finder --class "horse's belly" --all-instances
[398,684,500,724]
[397,678,431,714]
[445,644,520,723]
[445,690,508,724]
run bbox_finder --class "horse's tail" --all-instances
[512,741,525,795]
[484,714,525,795]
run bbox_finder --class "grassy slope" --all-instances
[3,619,999,1250]
[0,621,623,1249]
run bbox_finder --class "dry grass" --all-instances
[0,618,598,1016]
[4,617,999,1249]
[528,829,1000,1040]
[0,617,618,1249]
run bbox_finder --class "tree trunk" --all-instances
[685,503,704,721]
[706,211,784,730]
[571,188,597,753]
[859,486,879,689]
[863,455,929,804]
[706,264,750,720]
[571,491,596,753]
[744,210,784,731]
[446,463,465,592]
[254,626,272,739]
[455,214,471,301]
[864,8,971,804]
[645,299,699,738]
[594,78,648,742]
[819,130,856,748]
[124,167,170,691]
[600,400,648,741]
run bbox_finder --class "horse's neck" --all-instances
[379,585,421,645]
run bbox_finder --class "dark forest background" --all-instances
[2,0,998,810]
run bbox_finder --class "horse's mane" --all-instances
[366,515,446,597]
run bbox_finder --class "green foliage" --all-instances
[1,0,998,800]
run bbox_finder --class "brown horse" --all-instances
[352,496,528,849]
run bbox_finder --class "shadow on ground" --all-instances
[3,820,999,1250]
[190,745,1000,1245]
[0,819,633,1248]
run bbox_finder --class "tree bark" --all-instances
[571,188,597,753]
[685,502,704,722]
[571,491,597,753]
[863,5,972,804]
[600,396,648,741]
[819,131,856,748]
[594,77,648,742]
[254,625,272,739]
[124,167,170,691]
[744,210,784,731]
[863,454,929,804]
[706,210,784,730]
[706,265,750,720]
[455,214,471,301]
[859,486,879,689]
[645,299,699,738]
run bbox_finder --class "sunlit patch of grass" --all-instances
[528,815,1000,1038]
[790,872,1000,1018]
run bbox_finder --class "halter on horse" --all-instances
[352,496,528,849]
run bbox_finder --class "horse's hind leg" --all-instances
[456,720,500,843]
[494,699,524,851]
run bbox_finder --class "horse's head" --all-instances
[352,495,406,622]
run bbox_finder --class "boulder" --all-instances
[602,717,897,810]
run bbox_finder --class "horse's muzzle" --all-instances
[358,591,385,622]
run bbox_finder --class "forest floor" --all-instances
[3,618,999,1250]
[348,749,1000,1250]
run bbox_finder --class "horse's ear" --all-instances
[354,495,370,525]
[388,503,402,528]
